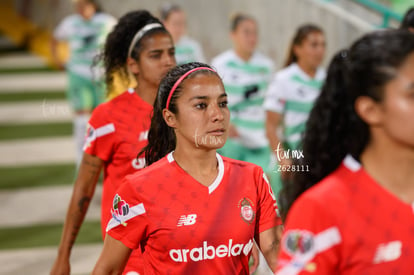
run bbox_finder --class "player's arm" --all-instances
[266,110,282,154]
[50,153,103,275]
[92,234,132,275]
[256,225,282,272]
[264,74,292,170]
[50,37,65,70]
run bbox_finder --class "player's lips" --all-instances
[208,128,225,135]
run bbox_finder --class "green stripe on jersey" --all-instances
[284,122,306,138]
[291,75,323,89]
[285,140,302,151]
[232,117,264,129]
[224,81,269,95]
[229,97,264,112]
[0,221,101,250]
[226,61,271,74]
[285,100,314,113]
[175,46,194,55]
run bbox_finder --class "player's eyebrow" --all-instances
[189,93,227,101]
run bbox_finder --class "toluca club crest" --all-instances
[239,198,255,224]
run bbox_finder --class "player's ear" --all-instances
[354,95,383,126]
[127,57,139,75]
[163,108,177,128]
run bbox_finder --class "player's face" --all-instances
[295,31,326,70]
[135,33,176,88]
[75,0,95,19]
[376,52,414,149]
[164,10,187,42]
[174,74,230,150]
[232,19,258,56]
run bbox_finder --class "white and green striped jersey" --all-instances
[264,63,326,150]
[54,13,116,79]
[175,36,206,65]
[211,50,274,148]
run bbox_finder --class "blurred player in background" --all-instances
[51,0,116,165]
[264,24,326,197]
[211,13,275,186]
[160,3,206,65]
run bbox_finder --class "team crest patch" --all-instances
[111,194,129,226]
[284,230,314,256]
[238,198,255,224]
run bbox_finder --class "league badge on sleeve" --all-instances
[284,230,314,257]
[111,194,130,226]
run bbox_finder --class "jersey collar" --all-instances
[167,151,224,194]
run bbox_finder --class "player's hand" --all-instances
[249,243,259,274]
[50,256,70,275]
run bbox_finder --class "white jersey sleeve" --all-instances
[53,15,76,40]
[264,73,286,114]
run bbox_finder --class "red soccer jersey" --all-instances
[83,89,152,273]
[107,152,281,274]
[276,155,414,275]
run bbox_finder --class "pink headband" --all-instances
[166,67,216,110]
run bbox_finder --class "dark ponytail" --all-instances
[279,29,414,221]
[99,10,168,93]
[400,7,414,30]
[140,62,218,166]
[284,24,323,68]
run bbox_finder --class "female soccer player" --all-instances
[160,3,206,65]
[51,0,116,165]
[50,10,176,275]
[276,29,414,274]
[264,24,326,196]
[211,13,275,185]
[92,62,282,274]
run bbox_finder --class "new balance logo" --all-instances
[373,241,402,264]
[177,214,197,226]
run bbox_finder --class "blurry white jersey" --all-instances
[264,63,325,150]
[54,13,116,79]
[211,50,274,148]
[175,36,206,65]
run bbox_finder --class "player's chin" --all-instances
[209,140,227,150]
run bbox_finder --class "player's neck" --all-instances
[234,48,253,62]
[360,138,414,204]
[173,146,218,187]
[297,62,317,78]
[135,83,157,106]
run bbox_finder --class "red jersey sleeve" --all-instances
[83,105,116,161]
[255,169,282,236]
[276,195,341,275]
[105,176,149,250]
